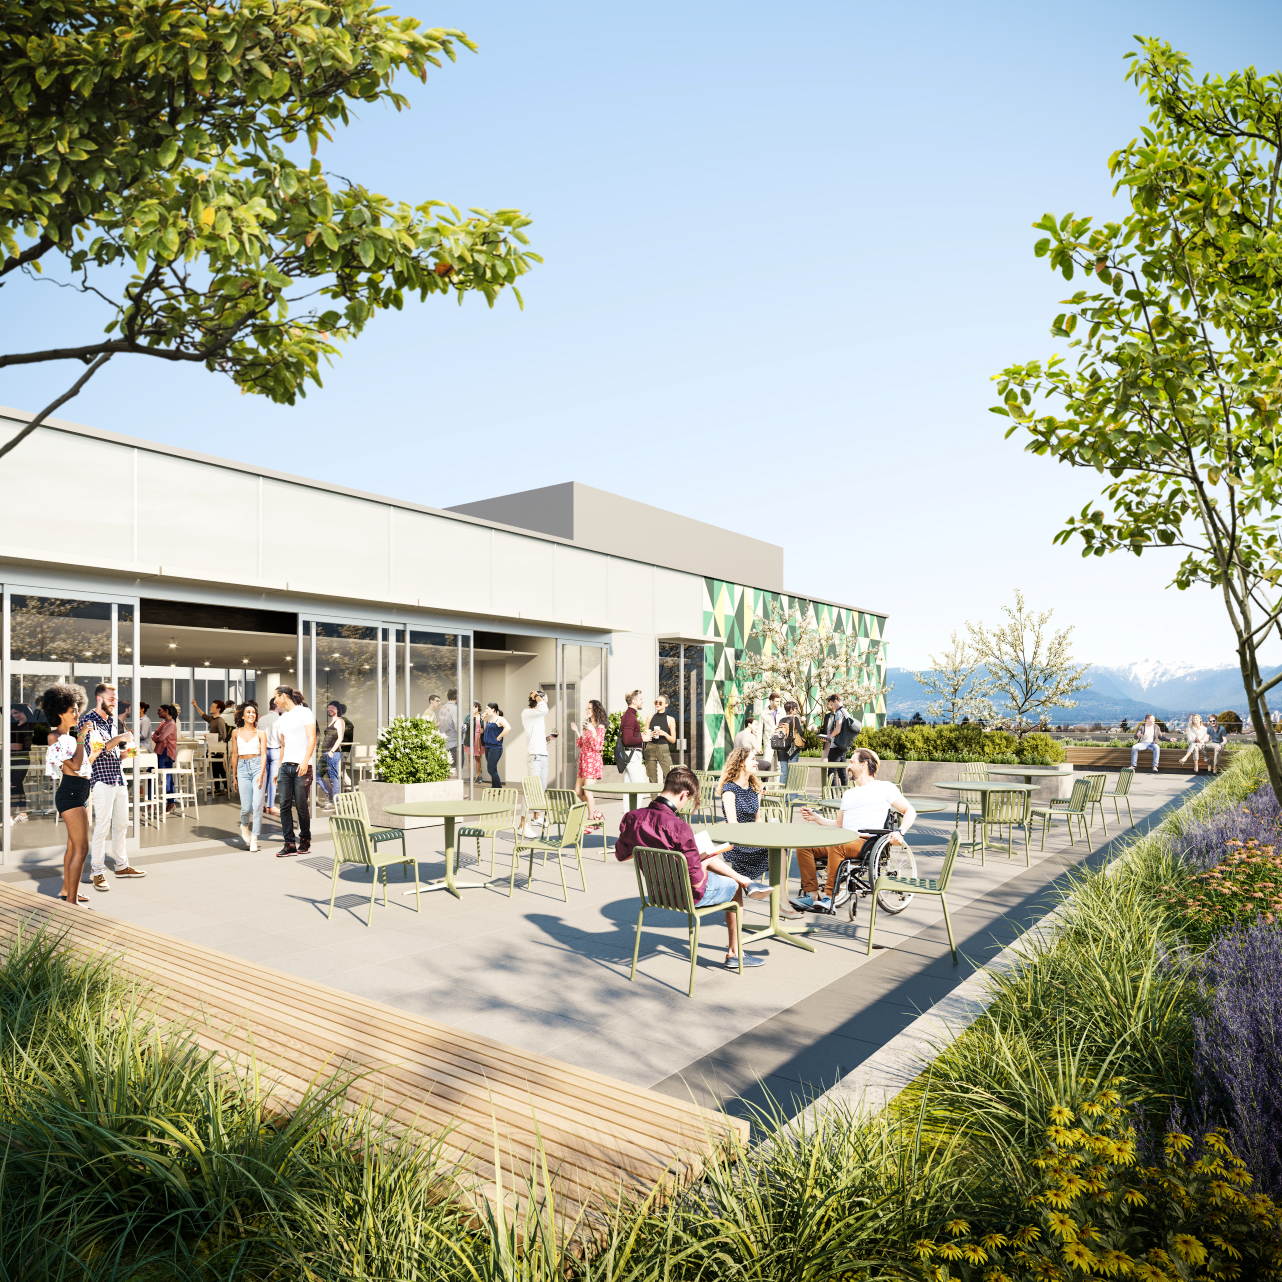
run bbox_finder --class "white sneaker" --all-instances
[249,836,258,852]
[240,824,250,844]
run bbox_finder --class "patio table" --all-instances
[794,794,948,817]
[386,798,511,899]
[589,780,661,807]
[933,780,1033,829]
[705,821,852,954]
[986,766,1068,786]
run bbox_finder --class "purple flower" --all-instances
[1177,788,1282,872]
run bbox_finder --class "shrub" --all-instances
[1192,917,1282,1197]
[602,710,622,764]
[1016,732,1065,764]
[914,1089,1282,1281]
[1220,709,1243,733]
[374,715,451,783]
[1162,841,1282,943]
[1171,762,1279,873]
[854,723,1048,763]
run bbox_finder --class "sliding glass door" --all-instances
[557,644,606,787]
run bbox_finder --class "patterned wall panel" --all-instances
[702,580,888,770]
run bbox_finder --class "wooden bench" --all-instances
[1064,746,1235,773]
[0,884,747,1237]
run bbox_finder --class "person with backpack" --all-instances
[821,694,859,788]
[771,699,805,786]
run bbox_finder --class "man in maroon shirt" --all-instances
[615,764,769,970]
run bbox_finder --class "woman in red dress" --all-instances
[572,699,608,824]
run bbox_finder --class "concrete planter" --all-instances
[894,760,1076,807]
[358,779,463,830]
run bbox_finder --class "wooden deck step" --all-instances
[0,885,747,1230]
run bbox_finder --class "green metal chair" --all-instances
[694,778,721,825]
[759,794,787,822]
[888,758,907,788]
[962,787,1030,865]
[1081,772,1109,838]
[867,829,960,963]
[520,774,548,836]
[511,803,588,901]
[629,844,744,997]
[1100,767,1135,827]
[333,790,407,864]
[457,787,518,875]
[956,762,988,826]
[326,815,420,926]
[1030,777,1091,851]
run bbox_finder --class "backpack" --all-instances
[832,709,859,751]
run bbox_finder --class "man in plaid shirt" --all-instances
[78,683,148,892]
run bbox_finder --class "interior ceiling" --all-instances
[140,624,297,669]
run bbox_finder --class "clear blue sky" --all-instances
[5,0,1282,669]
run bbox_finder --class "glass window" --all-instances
[408,631,459,775]
[314,623,378,751]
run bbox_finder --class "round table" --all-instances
[986,766,1067,785]
[589,780,659,807]
[795,794,947,816]
[932,780,1032,828]
[385,798,512,898]
[706,822,853,954]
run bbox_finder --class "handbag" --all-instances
[792,719,806,750]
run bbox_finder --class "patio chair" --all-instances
[867,830,961,963]
[759,794,787,822]
[327,815,420,926]
[694,778,721,825]
[457,787,519,875]
[547,786,599,861]
[629,844,744,997]
[1081,772,1109,838]
[1100,767,1135,827]
[511,803,588,901]
[956,762,988,827]
[1030,777,1091,851]
[521,774,548,837]
[962,786,1029,866]
[333,790,408,865]
[887,759,907,789]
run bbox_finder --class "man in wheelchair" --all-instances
[792,747,917,913]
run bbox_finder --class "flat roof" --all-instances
[0,405,887,620]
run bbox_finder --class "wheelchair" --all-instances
[794,806,919,920]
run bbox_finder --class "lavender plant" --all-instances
[1192,916,1282,1197]
[1176,784,1282,873]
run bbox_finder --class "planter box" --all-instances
[793,759,1075,806]
[357,779,464,830]
[1065,746,1234,773]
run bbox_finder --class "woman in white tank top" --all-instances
[228,702,268,851]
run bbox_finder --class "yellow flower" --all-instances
[1062,1241,1099,1271]
[1047,1211,1078,1241]
[1121,1188,1148,1207]
[946,1219,972,1237]
[938,1242,964,1261]
[1096,1248,1136,1276]
[962,1245,990,1264]
[1050,1104,1075,1124]
[1171,1235,1208,1266]
[981,1233,1012,1249]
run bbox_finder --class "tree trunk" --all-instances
[1226,581,1282,807]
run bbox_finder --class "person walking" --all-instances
[44,682,92,907]
[137,702,152,751]
[191,697,232,794]
[771,699,804,792]
[273,686,317,857]
[1131,714,1162,772]
[464,701,484,783]
[152,703,179,812]
[1179,714,1209,773]
[762,691,785,773]
[571,698,608,824]
[733,711,766,770]
[441,687,459,775]
[520,690,552,837]
[1205,715,1228,774]
[644,695,677,786]
[319,701,346,809]
[620,689,650,802]
[260,696,281,814]
[227,701,267,850]
[821,693,859,788]
[482,703,507,787]
[79,682,146,892]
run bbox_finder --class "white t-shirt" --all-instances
[1138,722,1156,744]
[522,702,549,755]
[838,780,904,834]
[277,706,316,765]
[260,709,281,750]
[440,701,458,748]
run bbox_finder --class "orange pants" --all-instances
[797,838,868,896]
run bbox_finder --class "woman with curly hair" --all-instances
[571,699,608,825]
[43,683,91,907]
[715,745,771,968]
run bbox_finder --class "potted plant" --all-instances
[358,716,462,830]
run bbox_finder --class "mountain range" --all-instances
[884,660,1278,724]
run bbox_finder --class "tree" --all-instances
[736,602,885,726]
[992,37,1282,802]
[966,590,1090,738]
[0,0,538,459]
[1220,710,1243,734]
[910,630,998,724]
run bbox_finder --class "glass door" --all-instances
[558,644,605,787]
[4,587,139,864]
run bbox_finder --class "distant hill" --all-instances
[883,660,1275,725]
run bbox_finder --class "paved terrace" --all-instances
[2,771,1201,1120]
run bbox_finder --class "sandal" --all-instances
[58,893,89,903]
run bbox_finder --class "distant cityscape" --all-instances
[884,660,1280,728]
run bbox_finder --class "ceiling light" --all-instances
[168,638,177,649]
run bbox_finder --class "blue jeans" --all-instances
[237,758,265,836]
[264,747,279,808]
[322,751,341,801]
[157,750,174,795]
[1131,741,1160,769]
[698,871,740,907]
[485,745,503,787]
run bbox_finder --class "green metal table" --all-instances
[706,821,853,954]
[932,780,1032,829]
[986,767,1069,786]
[385,798,511,899]
[589,780,658,807]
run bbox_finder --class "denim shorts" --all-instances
[697,870,739,907]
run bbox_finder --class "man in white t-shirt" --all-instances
[520,690,553,837]
[791,747,916,911]
[273,686,317,857]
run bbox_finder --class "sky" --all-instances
[4,0,1282,670]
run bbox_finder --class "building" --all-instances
[0,407,888,864]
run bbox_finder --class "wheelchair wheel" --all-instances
[866,835,917,914]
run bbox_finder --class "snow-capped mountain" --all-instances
[1091,659,1236,693]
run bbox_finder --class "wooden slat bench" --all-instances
[0,884,747,1236]
[1064,746,1236,773]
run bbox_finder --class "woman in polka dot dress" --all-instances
[572,699,608,826]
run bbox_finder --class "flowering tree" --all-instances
[910,631,997,725]
[737,603,885,725]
